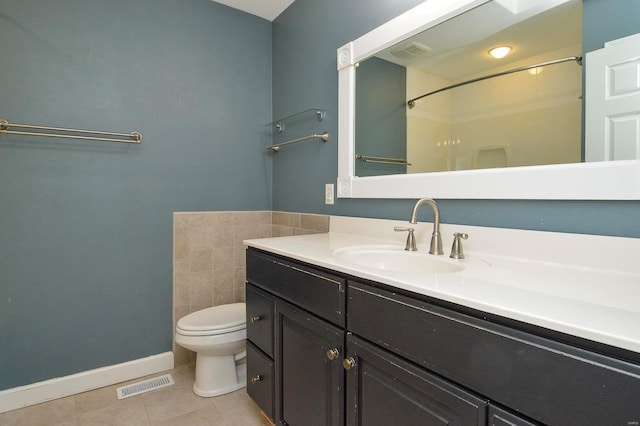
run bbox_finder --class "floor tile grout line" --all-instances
[2,364,263,426]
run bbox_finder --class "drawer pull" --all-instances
[250,315,261,324]
[326,348,340,360]
[251,374,262,384]
[343,357,357,370]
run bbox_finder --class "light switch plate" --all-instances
[325,184,334,205]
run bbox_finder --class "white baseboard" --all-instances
[0,351,174,414]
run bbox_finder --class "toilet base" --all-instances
[193,353,247,397]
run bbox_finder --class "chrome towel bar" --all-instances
[356,153,411,165]
[267,132,329,152]
[0,119,142,144]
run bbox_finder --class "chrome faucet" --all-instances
[409,198,443,255]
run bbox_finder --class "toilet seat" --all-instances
[177,303,246,336]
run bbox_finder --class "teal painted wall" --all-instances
[583,0,640,52]
[0,0,272,390]
[355,57,407,177]
[271,0,640,238]
[2,0,639,395]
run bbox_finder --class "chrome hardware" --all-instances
[266,132,329,152]
[0,118,142,144]
[250,315,261,324]
[409,198,443,255]
[343,357,357,370]
[356,153,411,166]
[251,375,262,384]
[394,226,416,251]
[450,233,469,259]
[327,348,340,360]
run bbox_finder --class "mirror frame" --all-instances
[336,0,640,200]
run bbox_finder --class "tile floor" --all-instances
[0,363,269,426]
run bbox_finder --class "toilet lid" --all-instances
[177,303,246,335]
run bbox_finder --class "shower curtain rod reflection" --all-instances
[407,55,583,108]
[0,119,142,144]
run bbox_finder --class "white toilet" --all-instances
[175,303,247,397]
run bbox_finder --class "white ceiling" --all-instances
[211,0,295,21]
[376,0,581,80]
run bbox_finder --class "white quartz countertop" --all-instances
[245,216,640,355]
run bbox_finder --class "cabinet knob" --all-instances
[250,315,261,324]
[342,357,357,370]
[326,348,340,360]
[251,374,262,384]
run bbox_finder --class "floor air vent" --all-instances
[116,374,174,399]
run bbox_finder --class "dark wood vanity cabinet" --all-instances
[246,249,346,425]
[246,248,640,426]
[348,280,640,426]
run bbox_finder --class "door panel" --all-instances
[346,334,486,426]
[275,299,344,426]
[586,33,640,161]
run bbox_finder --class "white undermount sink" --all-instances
[332,245,466,274]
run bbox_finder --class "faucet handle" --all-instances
[449,232,468,259]
[394,226,417,251]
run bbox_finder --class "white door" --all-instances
[585,32,640,161]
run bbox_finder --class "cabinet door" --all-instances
[345,334,487,426]
[275,299,344,426]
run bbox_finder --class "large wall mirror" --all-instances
[336,0,640,200]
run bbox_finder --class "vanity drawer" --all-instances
[348,280,640,426]
[246,284,274,357]
[246,341,274,422]
[246,248,346,327]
